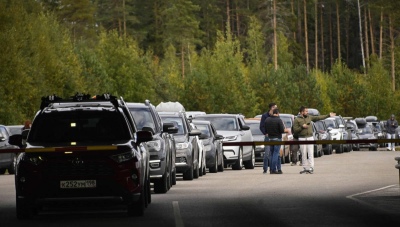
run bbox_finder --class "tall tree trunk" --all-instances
[291,0,296,40]
[236,2,240,37]
[181,44,185,79]
[226,0,230,32]
[357,0,365,70]
[123,0,126,40]
[389,15,395,91]
[315,0,318,70]
[273,0,278,70]
[364,5,369,71]
[336,0,341,61]
[304,0,309,73]
[329,3,333,67]
[320,4,325,71]
[297,0,302,44]
[379,8,383,59]
[368,7,375,55]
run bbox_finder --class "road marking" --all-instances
[173,201,184,227]
[346,185,397,212]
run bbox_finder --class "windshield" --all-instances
[194,124,211,137]
[28,111,131,143]
[247,122,263,135]
[129,107,156,131]
[324,119,337,128]
[314,121,325,131]
[195,116,238,131]
[280,116,292,128]
[160,116,186,135]
[360,126,373,134]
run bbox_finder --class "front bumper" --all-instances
[175,148,192,173]
[222,145,240,164]
[149,159,166,180]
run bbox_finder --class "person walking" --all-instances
[264,108,285,174]
[293,106,335,174]
[386,114,398,151]
[260,103,277,174]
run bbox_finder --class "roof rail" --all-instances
[40,93,119,110]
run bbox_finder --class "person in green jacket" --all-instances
[293,106,336,173]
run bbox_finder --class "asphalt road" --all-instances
[1,149,400,227]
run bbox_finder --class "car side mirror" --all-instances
[9,134,23,148]
[199,134,209,140]
[141,126,155,135]
[136,131,153,144]
[215,134,224,140]
[189,129,201,136]
[163,122,178,134]
[241,125,250,130]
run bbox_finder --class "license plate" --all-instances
[60,180,96,189]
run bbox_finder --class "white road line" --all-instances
[173,201,184,227]
[346,185,397,212]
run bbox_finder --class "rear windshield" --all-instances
[28,111,131,143]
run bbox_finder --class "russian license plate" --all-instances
[60,180,96,189]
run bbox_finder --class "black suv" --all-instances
[127,101,177,193]
[9,94,153,219]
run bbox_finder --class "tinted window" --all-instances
[28,111,131,143]
[280,116,292,128]
[129,107,156,131]
[324,119,337,128]
[315,121,325,131]
[160,116,186,135]
[194,124,211,137]
[195,117,238,131]
[247,122,263,135]
[360,126,373,134]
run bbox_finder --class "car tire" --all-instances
[8,155,17,175]
[0,168,6,175]
[209,153,218,173]
[337,144,344,154]
[218,156,224,172]
[16,197,34,220]
[244,147,255,169]
[153,169,168,194]
[193,162,199,179]
[182,164,194,181]
[172,169,177,185]
[127,189,145,217]
[232,147,243,170]
[145,177,151,208]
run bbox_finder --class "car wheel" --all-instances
[218,156,224,172]
[209,153,218,173]
[172,169,177,185]
[8,155,17,175]
[182,164,194,180]
[199,162,203,177]
[153,168,168,194]
[244,147,255,169]
[202,155,206,175]
[16,197,34,220]
[127,188,145,217]
[232,147,243,170]
[193,162,199,179]
[0,168,6,175]
[147,177,151,205]
[337,144,344,154]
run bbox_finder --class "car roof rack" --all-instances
[40,93,119,110]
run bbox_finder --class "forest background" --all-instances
[1,0,400,125]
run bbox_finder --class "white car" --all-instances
[191,122,206,176]
[324,117,346,153]
[194,114,254,170]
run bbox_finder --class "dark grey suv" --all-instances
[128,101,177,193]
[0,125,19,174]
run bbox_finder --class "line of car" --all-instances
[0,99,394,220]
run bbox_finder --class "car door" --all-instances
[237,116,252,157]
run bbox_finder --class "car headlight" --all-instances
[176,142,189,149]
[23,154,45,166]
[224,135,238,141]
[147,140,161,151]
[110,152,137,163]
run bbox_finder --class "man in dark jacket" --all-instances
[386,114,398,151]
[259,103,277,174]
[265,108,285,174]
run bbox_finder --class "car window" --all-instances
[196,117,238,131]
[360,126,373,134]
[161,116,186,135]
[280,116,292,128]
[324,119,337,128]
[129,107,156,131]
[194,124,211,137]
[0,127,8,139]
[315,121,325,131]
[247,122,263,135]
[28,111,131,143]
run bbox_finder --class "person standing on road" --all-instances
[293,106,335,173]
[260,103,277,174]
[386,114,398,151]
[265,108,285,174]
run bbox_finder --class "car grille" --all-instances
[45,161,114,176]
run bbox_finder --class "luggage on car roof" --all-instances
[365,116,378,122]
[155,101,185,112]
[355,118,367,125]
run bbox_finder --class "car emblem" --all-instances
[71,157,84,166]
